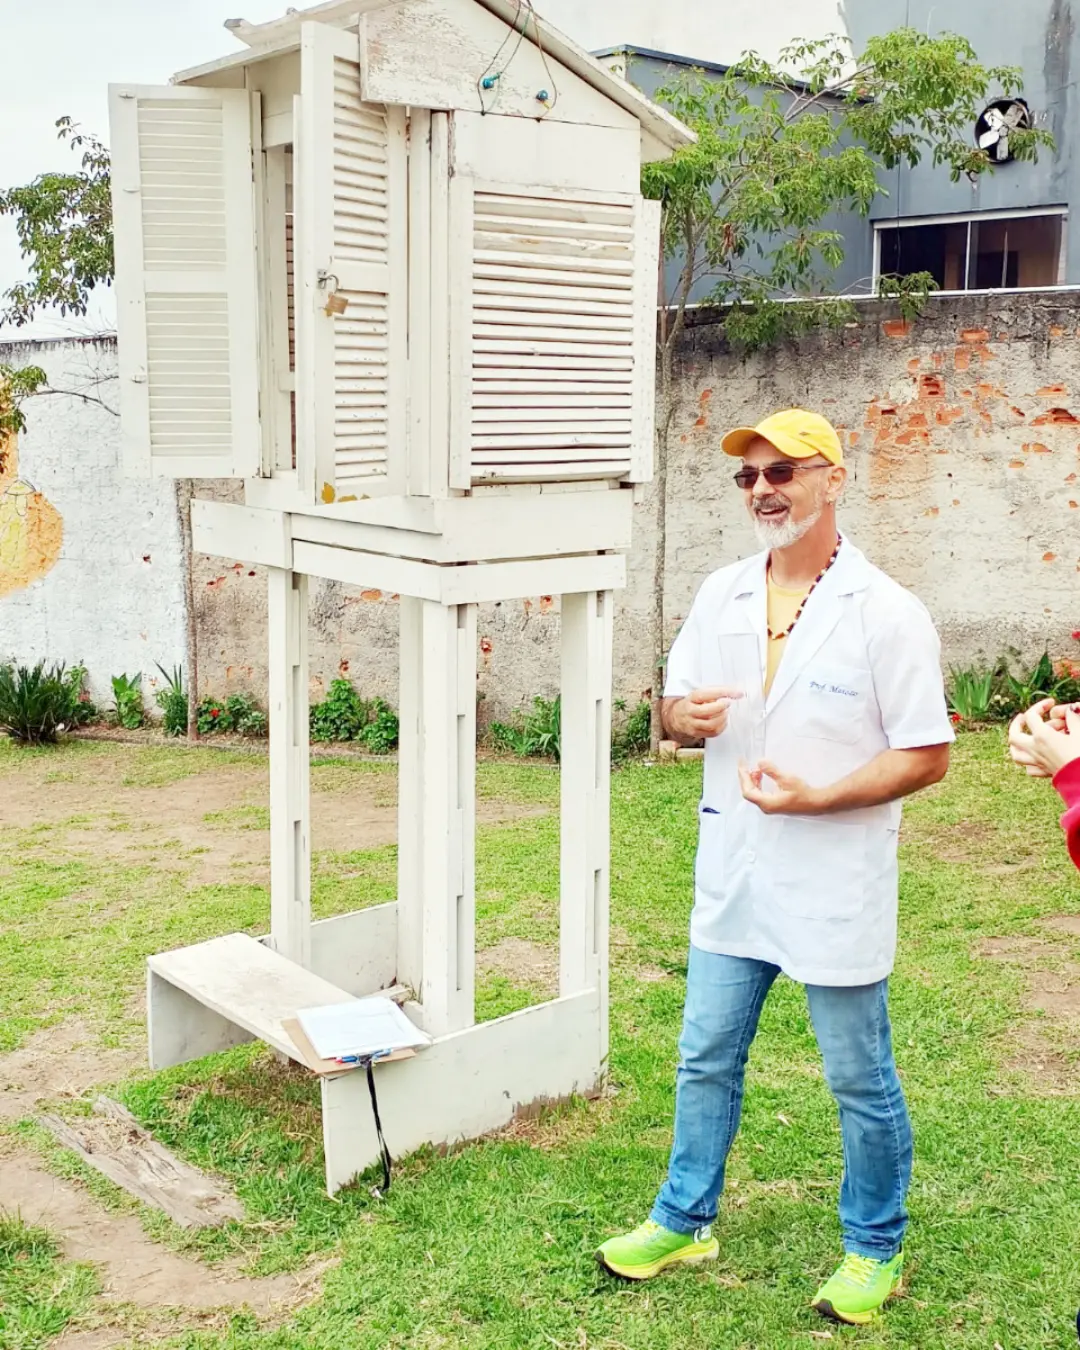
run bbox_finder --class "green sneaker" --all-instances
[812,1251,904,1325]
[596,1219,719,1281]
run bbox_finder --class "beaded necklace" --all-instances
[767,536,842,641]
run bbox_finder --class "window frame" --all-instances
[871,205,1069,295]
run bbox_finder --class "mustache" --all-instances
[752,494,791,515]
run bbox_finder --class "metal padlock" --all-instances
[317,269,348,317]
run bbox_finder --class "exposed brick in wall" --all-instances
[654,291,1080,681]
[187,291,1080,715]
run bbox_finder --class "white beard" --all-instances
[752,504,822,550]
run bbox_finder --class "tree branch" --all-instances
[23,385,119,416]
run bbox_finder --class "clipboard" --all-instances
[282,1017,417,1077]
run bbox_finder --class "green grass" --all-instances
[2,734,1080,1346]
[0,1213,98,1349]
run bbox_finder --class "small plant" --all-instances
[309,679,398,751]
[1002,650,1057,716]
[0,660,84,744]
[945,646,1080,725]
[310,678,371,743]
[613,699,652,762]
[947,665,995,725]
[225,693,267,737]
[63,664,97,726]
[197,697,228,735]
[195,693,267,737]
[490,695,561,762]
[360,698,399,754]
[154,663,188,736]
[111,672,144,729]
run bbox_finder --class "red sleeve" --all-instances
[1052,759,1080,872]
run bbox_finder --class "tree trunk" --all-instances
[649,346,674,756]
[176,481,200,742]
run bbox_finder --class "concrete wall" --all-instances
[195,291,1080,718]
[0,338,186,710]
[7,293,1080,725]
[650,289,1080,673]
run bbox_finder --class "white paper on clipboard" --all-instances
[296,998,430,1062]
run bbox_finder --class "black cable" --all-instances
[477,0,527,114]
[526,1,559,119]
[365,1059,393,1196]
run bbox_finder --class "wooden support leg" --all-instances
[319,989,601,1195]
[398,599,476,1037]
[559,589,614,1066]
[267,567,311,969]
[396,596,424,996]
[147,968,253,1070]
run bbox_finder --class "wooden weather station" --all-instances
[108,0,691,1194]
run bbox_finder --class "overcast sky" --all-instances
[0,0,840,341]
[0,0,290,340]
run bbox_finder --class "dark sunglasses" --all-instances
[733,462,829,490]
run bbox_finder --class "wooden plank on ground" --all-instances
[37,1098,245,1229]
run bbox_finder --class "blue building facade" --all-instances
[601,0,1076,301]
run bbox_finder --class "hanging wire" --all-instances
[525,0,560,120]
[477,0,528,115]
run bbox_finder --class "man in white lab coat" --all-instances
[597,408,953,1326]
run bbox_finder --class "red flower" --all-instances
[1072,630,1080,641]
[950,712,962,725]
[210,707,220,719]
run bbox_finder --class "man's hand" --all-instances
[739,744,947,815]
[738,760,823,815]
[666,687,743,742]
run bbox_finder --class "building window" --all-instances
[875,209,1066,292]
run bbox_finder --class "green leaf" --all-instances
[0,118,113,328]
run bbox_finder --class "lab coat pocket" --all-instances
[793,665,871,746]
[771,816,867,920]
[694,805,726,903]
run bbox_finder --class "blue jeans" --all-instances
[651,947,912,1259]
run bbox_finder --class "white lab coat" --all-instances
[665,537,954,987]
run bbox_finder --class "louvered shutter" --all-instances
[451,183,657,485]
[286,158,297,469]
[108,85,260,479]
[296,22,406,502]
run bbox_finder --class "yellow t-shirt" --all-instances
[765,573,811,696]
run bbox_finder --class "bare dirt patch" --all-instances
[978,916,1080,1093]
[0,744,550,892]
[0,743,558,1345]
[1042,914,1080,938]
[0,1020,144,1123]
[0,1025,326,1346]
[477,937,558,994]
[903,818,1043,876]
[0,1154,315,1312]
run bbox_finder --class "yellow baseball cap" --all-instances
[721,408,844,466]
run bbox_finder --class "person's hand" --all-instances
[1009,697,1055,776]
[670,687,743,740]
[738,760,823,815]
[1008,699,1080,779]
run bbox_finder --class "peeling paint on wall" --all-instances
[0,339,186,708]
[0,430,63,598]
